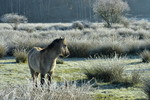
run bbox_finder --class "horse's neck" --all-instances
[42,48,59,60]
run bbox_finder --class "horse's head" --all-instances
[51,38,70,57]
[60,38,70,57]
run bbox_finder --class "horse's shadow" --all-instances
[0,62,16,64]
[127,61,143,65]
[57,78,134,90]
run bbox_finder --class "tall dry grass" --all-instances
[13,48,28,63]
[82,58,124,82]
[0,20,150,58]
[82,57,141,86]
[140,50,150,63]
[0,44,7,58]
[0,81,94,100]
[144,80,150,100]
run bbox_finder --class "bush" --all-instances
[1,13,27,30]
[0,44,7,58]
[144,80,150,100]
[93,0,130,27]
[68,42,93,58]
[13,49,27,63]
[83,62,124,82]
[71,21,84,30]
[120,17,130,28]
[71,21,92,30]
[140,50,150,63]
[131,71,141,85]
[90,44,125,58]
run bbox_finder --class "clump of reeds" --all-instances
[13,48,28,63]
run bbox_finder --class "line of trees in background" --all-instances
[1,0,130,29]
[0,0,150,23]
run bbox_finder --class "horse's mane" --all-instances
[48,38,64,49]
[40,38,64,53]
[48,39,60,48]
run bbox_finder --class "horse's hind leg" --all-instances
[29,67,35,81]
[34,72,39,87]
[29,66,36,86]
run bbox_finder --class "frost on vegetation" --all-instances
[1,13,27,30]
[0,81,94,100]
[93,0,130,27]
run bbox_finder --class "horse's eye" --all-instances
[64,45,67,47]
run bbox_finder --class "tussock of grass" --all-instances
[131,71,141,85]
[0,44,7,58]
[71,21,92,30]
[140,50,150,63]
[144,80,150,100]
[0,81,94,100]
[82,60,124,82]
[13,49,27,63]
[112,71,141,87]
[68,42,93,58]
[117,28,136,37]
[90,44,125,58]
[71,21,84,30]
[82,58,141,86]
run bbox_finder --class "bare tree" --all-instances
[93,0,129,28]
[1,13,28,30]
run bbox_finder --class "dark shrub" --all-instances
[144,80,150,100]
[140,50,150,63]
[13,49,27,63]
[68,42,93,58]
[83,64,124,82]
[90,44,125,58]
[0,44,7,58]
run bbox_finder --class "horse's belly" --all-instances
[30,60,40,72]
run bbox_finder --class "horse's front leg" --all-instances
[47,71,53,85]
[40,73,45,86]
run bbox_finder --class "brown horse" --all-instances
[28,38,70,86]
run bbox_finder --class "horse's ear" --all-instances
[59,37,65,40]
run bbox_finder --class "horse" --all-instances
[28,38,70,86]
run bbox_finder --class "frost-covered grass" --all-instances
[13,48,28,63]
[0,20,150,58]
[0,57,149,99]
[0,44,7,58]
[1,20,150,99]
[0,80,93,100]
[144,80,150,100]
[140,50,150,63]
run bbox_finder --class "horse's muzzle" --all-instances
[60,51,70,58]
[64,52,70,57]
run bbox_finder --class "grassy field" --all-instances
[1,20,150,99]
[0,57,149,99]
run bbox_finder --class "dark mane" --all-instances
[47,38,63,49]
[40,38,63,53]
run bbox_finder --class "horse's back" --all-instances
[28,47,43,72]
